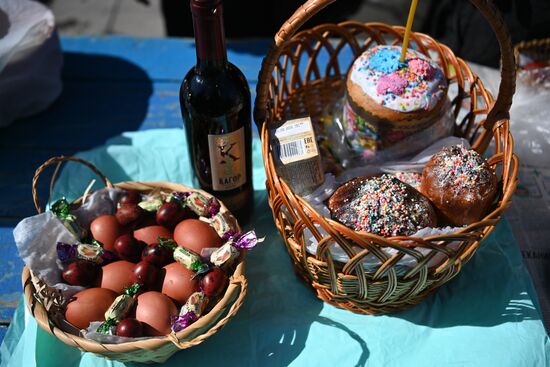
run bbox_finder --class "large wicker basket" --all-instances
[22,156,247,363]
[254,0,518,314]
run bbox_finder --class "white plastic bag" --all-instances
[0,0,62,127]
[469,62,550,168]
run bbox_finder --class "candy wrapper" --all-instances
[51,198,87,240]
[171,292,206,332]
[97,284,141,334]
[173,246,210,276]
[138,197,163,212]
[204,230,264,268]
[56,241,116,264]
[209,243,240,267]
[171,312,199,333]
[185,192,220,218]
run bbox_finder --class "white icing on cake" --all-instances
[349,45,447,113]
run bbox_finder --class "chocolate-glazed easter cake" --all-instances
[421,145,497,226]
[328,174,437,237]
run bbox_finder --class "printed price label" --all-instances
[271,117,319,165]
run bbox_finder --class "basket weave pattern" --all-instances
[254,0,518,314]
[23,156,247,363]
[514,37,550,64]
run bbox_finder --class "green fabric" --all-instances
[2,129,549,366]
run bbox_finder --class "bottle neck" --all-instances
[191,0,227,70]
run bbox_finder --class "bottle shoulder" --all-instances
[180,63,250,115]
[182,63,249,93]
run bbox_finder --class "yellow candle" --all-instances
[400,0,419,63]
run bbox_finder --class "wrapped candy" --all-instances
[203,211,239,238]
[170,292,206,332]
[224,230,263,250]
[170,312,199,333]
[51,198,86,239]
[97,284,141,334]
[180,292,207,317]
[185,192,220,218]
[209,243,240,267]
[173,247,210,276]
[185,192,209,216]
[209,230,263,267]
[57,241,116,264]
[138,197,163,212]
[170,191,191,203]
[206,214,232,238]
[205,197,221,218]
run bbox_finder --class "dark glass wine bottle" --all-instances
[180,0,253,222]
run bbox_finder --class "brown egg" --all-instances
[135,291,178,336]
[90,215,124,251]
[173,219,221,254]
[134,225,172,246]
[100,260,134,293]
[65,288,117,329]
[161,262,199,305]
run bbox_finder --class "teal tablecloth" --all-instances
[1,129,549,366]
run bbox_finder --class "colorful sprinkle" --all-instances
[337,175,434,236]
[408,58,436,80]
[431,145,494,191]
[377,72,408,95]
[368,48,403,74]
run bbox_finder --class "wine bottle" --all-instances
[180,0,253,222]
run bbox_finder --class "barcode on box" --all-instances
[270,117,318,165]
[278,139,306,160]
[269,116,324,194]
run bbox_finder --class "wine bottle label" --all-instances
[208,127,247,191]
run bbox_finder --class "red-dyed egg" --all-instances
[90,215,125,251]
[161,262,199,305]
[135,291,178,336]
[100,260,134,293]
[134,225,172,246]
[173,219,221,254]
[65,288,117,329]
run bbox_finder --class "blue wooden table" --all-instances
[0,36,270,341]
[0,37,549,366]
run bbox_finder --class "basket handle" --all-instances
[168,275,248,349]
[254,0,516,148]
[32,156,113,214]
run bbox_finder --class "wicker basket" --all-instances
[254,0,518,314]
[514,37,550,65]
[22,156,247,363]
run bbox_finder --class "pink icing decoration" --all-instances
[408,58,436,80]
[376,72,408,95]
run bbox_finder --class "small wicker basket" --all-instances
[22,156,247,363]
[254,0,518,314]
